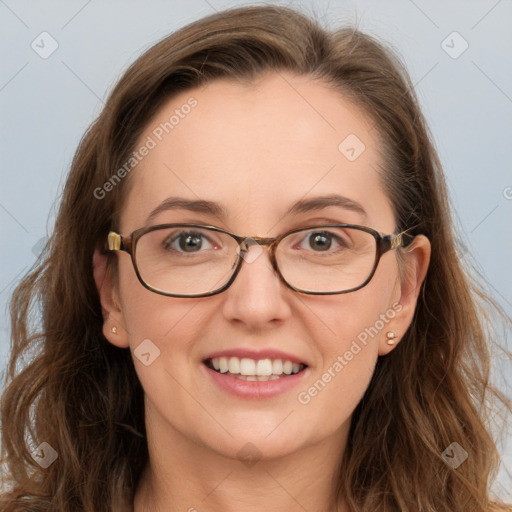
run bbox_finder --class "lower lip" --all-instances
[203,364,308,399]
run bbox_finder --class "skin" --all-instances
[93,71,430,512]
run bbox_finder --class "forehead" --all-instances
[120,72,394,234]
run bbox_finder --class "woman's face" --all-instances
[97,72,428,461]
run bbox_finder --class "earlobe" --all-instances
[385,331,397,345]
[93,248,130,348]
[102,315,129,348]
[378,330,401,356]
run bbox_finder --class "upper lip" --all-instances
[203,348,307,365]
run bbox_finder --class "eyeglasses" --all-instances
[106,223,414,298]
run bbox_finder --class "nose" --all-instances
[220,244,292,329]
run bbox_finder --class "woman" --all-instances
[1,5,510,511]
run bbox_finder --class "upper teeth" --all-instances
[210,357,303,376]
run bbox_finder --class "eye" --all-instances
[164,231,215,253]
[299,230,345,252]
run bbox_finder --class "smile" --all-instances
[205,356,307,381]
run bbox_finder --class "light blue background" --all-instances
[1,0,511,499]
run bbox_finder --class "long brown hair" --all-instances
[1,5,510,511]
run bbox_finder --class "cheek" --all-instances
[116,257,205,368]
[297,263,399,429]
[119,292,207,417]
[116,256,189,336]
[297,347,376,437]
[121,292,204,350]
[294,303,379,442]
[311,263,398,356]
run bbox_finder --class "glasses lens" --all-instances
[135,226,239,296]
[276,226,377,293]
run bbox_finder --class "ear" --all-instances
[93,248,130,348]
[378,235,431,355]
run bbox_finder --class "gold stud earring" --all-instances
[111,326,118,334]
[386,332,396,345]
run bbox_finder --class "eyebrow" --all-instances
[146,194,368,224]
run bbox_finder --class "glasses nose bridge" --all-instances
[236,235,280,274]
[239,235,276,251]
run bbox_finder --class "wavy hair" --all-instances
[1,5,511,511]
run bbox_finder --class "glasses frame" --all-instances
[107,223,414,298]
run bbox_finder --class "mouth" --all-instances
[204,356,307,381]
